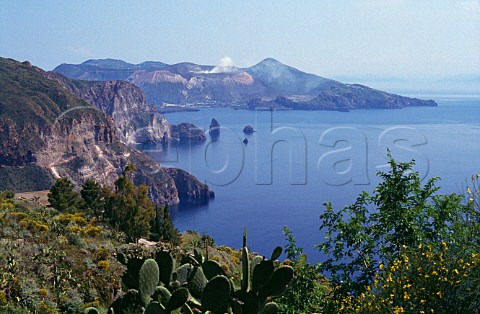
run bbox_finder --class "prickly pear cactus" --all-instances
[187,265,208,299]
[234,232,294,314]
[83,307,99,314]
[119,289,144,314]
[122,258,144,290]
[166,287,189,312]
[270,246,282,261]
[117,252,128,265]
[202,259,225,280]
[145,301,167,314]
[259,265,294,297]
[260,302,279,314]
[176,263,193,285]
[242,245,250,292]
[251,259,274,292]
[139,258,160,305]
[156,250,175,286]
[194,248,204,265]
[152,285,171,306]
[201,275,231,313]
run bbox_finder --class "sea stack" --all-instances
[243,125,255,134]
[209,118,220,140]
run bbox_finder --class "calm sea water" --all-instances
[144,97,480,263]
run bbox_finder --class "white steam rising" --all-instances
[209,56,236,73]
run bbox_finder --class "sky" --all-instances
[1,0,479,85]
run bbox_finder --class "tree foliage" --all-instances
[48,177,83,212]
[80,179,104,217]
[105,164,156,243]
[151,204,181,245]
[317,152,470,299]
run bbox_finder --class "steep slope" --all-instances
[54,58,437,109]
[0,58,213,204]
[44,72,170,144]
[246,58,341,94]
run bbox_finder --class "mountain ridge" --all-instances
[54,58,438,110]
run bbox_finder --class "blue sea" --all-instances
[143,96,479,263]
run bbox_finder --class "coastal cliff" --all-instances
[44,72,171,144]
[0,58,213,204]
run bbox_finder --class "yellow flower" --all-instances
[420,299,426,304]
[467,187,472,194]
[436,291,443,298]
[469,197,474,202]
[432,270,438,276]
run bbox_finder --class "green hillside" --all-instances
[0,58,109,166]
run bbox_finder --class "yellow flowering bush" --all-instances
[466,174,480,211]
[97,260,110,270]
[57,213,87,226]
[345,242,480,313]
[82,225,103,237]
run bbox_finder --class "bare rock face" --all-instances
[45,72,171,145]
[165,168,214,203]
[170,123,206,143]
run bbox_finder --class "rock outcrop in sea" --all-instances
[209,118,220,140]
[170,123,207,143]
[243,125,255,134]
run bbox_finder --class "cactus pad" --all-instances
[251,260,274,292]
[153,285,171,306]
[241,246,250,292]
[145,301,167,314]
[259,265,294,297]
[201,275,231,313]
[139,259,160,305]
[187,266,208,298]
[122,258,144,290]
[83,307,99,314]
[270,246,282,261]
[166,287,189,312]
[261,302,279,314]
[156,250,175,286]
[202,260,225,280]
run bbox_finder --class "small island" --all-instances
[243,125,255,134]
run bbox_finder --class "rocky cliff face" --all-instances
[44,72,170,144]
[170,123,207,143]
[0,57,213,204]
[165,168,215,203]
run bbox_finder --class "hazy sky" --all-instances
[1,0,479,80]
